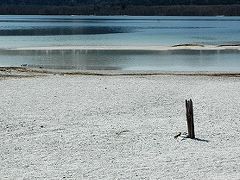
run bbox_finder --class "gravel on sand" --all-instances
[0,74,240,179]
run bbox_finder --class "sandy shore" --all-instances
[0,71,240,179]
[7,44,240,51]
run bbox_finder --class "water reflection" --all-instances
[0,26,131,36]
[1,15,240,49]
[0,49,240,71]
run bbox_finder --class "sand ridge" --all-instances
[7,44,240,51]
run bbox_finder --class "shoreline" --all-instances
[1,67,240,79]
[6,44,240,51]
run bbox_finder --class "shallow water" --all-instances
[0,49,239,71]
[0,15,240,71]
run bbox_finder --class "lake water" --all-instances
[0,15,240,71]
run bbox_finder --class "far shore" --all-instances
[6,44,240,51]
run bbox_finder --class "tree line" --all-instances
[0,5,240,16]
[0,0,239,6]
[0,0,240,15]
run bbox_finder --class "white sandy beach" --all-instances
[0,72,240,179]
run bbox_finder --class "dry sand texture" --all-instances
[0,74,240,179]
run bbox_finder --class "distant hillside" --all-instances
[0,0,240,6]
[0,0,240,15]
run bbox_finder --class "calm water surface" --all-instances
[0,15,240,71]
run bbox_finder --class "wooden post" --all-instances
[185,99,195,139]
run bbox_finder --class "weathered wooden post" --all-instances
[185,99,195,139]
